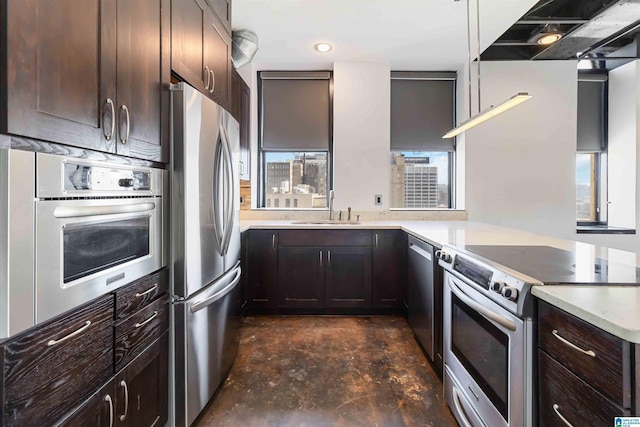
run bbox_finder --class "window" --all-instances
[259,71,332,209]
[390,72,456,209]
[576,74,607,224]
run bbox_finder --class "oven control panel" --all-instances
[437,245,540,315]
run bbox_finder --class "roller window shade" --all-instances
[577,80,605,153]
[261,74,330,151]
[391,78,455,152]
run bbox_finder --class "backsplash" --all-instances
[239,209,468,221]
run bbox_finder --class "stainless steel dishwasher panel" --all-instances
[407,235,435,360]
[174,264,242,427]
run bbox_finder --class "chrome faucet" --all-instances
[329,190,335,220]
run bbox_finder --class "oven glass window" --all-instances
[451,294,509,420]
[63,217,150,283]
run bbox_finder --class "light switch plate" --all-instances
[375,194,382,205]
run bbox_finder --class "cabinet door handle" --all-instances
[210,69,215,93]
[239,160,244,175]
[328,250,331,266]
[135,283,158,298]
[119,380,129,421]
[552,329,596,357]
[272,234,276,250]
[319,251,323,268]
[134,310,158,328]
[204,66,211,90]
[552,404,574,427]
[375,233,378,249]
[104,394,114,427]
[47,320,91,346]
[104,98,115,141]
[119,105,130,145]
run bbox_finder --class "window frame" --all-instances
[258,71,334,209]
[389,72,457,210]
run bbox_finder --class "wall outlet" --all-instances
[375,194,382,205]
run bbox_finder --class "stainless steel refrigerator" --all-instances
[170,82,242,427]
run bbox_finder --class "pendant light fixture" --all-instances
[443,0,532,139]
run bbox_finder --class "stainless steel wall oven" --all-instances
[1,150,166,339]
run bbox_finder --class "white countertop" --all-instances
[533,286,640,343]
[240,219,640,342]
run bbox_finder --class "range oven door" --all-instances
[35,197,163,324]
[443,271,531,427]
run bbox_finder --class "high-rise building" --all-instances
[391,154,439,208]
[266,161,291,193]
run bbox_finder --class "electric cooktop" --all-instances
[463,245,640,285]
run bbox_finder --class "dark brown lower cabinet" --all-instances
[278,246,325,308]
[325,247,372,308]
[372,230,403,309]
[247,230,278,310]
[61,333,168,427]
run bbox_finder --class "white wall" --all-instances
[607,61,637,229]
[332,62,391,210]
[465,61,578,240]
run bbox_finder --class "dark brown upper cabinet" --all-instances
[1,0,170,163]
[171,0,232,111]
[205,0,231,34]
[231,69,251,181]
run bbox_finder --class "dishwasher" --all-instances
[407,235,435,361]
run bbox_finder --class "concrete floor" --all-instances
[196,316,457,427]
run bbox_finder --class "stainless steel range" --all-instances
[436,245,541,427]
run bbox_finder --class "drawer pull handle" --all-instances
[552,404,574,427]
[47,320,91,346]
[135,283,158,298]
[120,380,129,421]
[135,310,158,328]
[552,329,596,357]
[105,394,114,427]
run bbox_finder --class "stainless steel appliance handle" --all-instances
[53,202,155,218]
[204,66,211,90]
[448,278,517,332]
[552,330,596,358]
[135,283,158,297]
[190,266,242,313]
[451,386,474,427]
[104,394,114,427]
[134,310,158,328]
[211,140,225,252]
[409,243,432,261]
[47,320,91,346]
[119,380,129,421]
[552,404,574,427]
[220,125,235,255]
[104,98,116,141]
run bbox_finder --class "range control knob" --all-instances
[435,250,452,263]
[491,281,505,293]
[502,286,519,302]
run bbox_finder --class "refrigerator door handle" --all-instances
[219,124,235,256]
[211,136,225,252]
[189,265,241,313]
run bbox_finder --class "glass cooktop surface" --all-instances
[463,245,640,285]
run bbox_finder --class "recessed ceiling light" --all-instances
[314,43,332,53]
[537,33,563,45]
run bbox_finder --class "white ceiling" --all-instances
[233,0,538,71]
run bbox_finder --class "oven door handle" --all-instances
[53,202,155,218]
[451,386,474,427]
[449,278,517,332]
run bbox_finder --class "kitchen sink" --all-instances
[290,220,361,225]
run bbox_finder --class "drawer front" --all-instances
[539,350,628,427]
[279,230,372,247]
[2,295,114,426]
[115,269,169,320]
[115,295,169,371]
[538,300,628,405]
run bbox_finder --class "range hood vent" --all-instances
[232,29,259,69]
